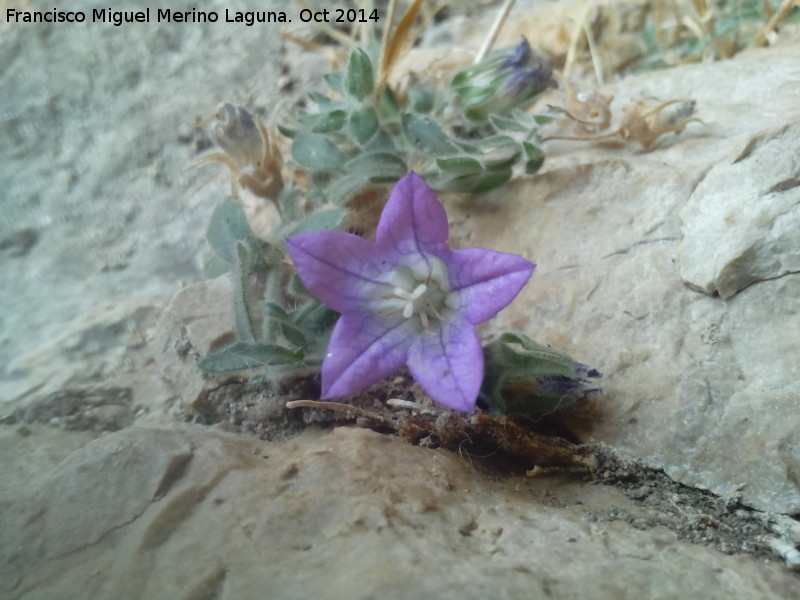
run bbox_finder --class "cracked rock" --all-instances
[679,123,800,299]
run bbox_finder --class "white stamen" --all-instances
[402,303,414,319]
[374,257,459,332]
[410,283,428,299]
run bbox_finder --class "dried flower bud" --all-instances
[452,37,552,121]
[211,103,265,171]
[201,103,284,204]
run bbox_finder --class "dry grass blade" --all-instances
[377,0,425,90]
[564,0,595,81]
[752,0,800,47]
[474,0,517,63]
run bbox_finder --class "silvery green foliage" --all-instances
[199,193,340,374]
[282,39,555,199]
[481,332,602,417]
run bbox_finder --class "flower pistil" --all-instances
[374,257,460,332]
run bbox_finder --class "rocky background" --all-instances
[1,1,799,598]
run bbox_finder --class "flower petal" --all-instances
[322,314,413,398]
[376,172,450,257]
[287,230,390,314]
[407,318,483,411]
[449,247,535,324]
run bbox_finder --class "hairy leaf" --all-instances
[435,156,483,176]
[523,141,545,174]
[206,198,259,265]
[292,133,346,171]
[199,342,303,372]
[284,208,346,236]
[345,49,374,100]
[402,113,459,155]
[349,105,379,145]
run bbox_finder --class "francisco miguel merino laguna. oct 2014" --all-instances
[5,8,291,26]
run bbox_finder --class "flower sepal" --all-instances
[480,332,602,417]
[451,36,553,122]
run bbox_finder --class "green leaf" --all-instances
[233,242,257,343]
[279,322,308,348]
[288,273,309,297]
[349,105,379,145]
[522,141,545,174]
[471,168,513,193]
[263,302,290,321]
[492,333,576,379]
[285,208,346,236]
[363,129,396,153]
[206,198,256,265]
[309,109,347,134]
[198,342,302,372]
[408,86,435,113]
[263,302,308,348]
[469,135,520,168]
[345,49,374,100]
[298,303,339,333]
[309,171,334,189]
[511,108,535,126]
[278,186,302,222]
[436,156,483,176]
[346,152,407,180]
[402,113,458,155]
[430,166,512,194]
[489,114,528,133]
[327,152,407,205]
[309,91,334,109]
[277,123,297,138]
[291,133,346,171]
[327,174,373,206]
[323,73,343,94]
[379,86,401,121]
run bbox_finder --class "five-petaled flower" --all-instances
[287,172,535,411]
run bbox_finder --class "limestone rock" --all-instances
[2,426,797,600]
[152,273,237,409]
[679,124,800,298]
[0,298,160,413]
[460,40,800,513]
[2,2,799,597]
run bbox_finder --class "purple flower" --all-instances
[286,173,535,412]
[502,37,552,97]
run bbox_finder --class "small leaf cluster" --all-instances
[199,194,340,374]
[282,42,555,198]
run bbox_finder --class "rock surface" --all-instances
[463,39,800,513]
[1,0,799,598]
[2,426,798,600]
[152,273,238,409]
[679,123,800,298]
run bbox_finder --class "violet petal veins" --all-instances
[287,172,535,411]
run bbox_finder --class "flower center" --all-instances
[374,256,460,332]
